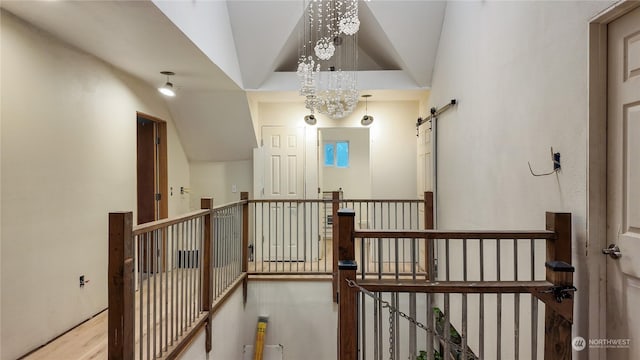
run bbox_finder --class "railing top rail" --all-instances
[248,198,425,204]
[133,199,248,235]
[340,199,424,203]
[354,279,554,294]
[133,209,209,235]
[354,229,556,239]
[249,199,329,203]
[212,199,247,211]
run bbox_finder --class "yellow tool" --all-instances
[253,316,269,360]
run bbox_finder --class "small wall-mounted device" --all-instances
[528,147,561,177]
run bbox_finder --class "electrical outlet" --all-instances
[553,152,561,171]
[80,275,85,288]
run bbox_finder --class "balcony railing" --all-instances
[108,196,247,360]
[336,209,575,360]
[246,193,432,276]
[109,191,574,360]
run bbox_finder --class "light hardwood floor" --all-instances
[23,268,206,360]
[23,242,424,359]
[23,310,108,360]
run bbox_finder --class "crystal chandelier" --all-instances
[297,0,359,120]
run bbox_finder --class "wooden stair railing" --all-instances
[333,191,434,301]
[109,194,249,360]
[336,210,574,360]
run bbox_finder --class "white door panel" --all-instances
[607,7,640,358]
[263,127,304,198]
[260,127,306,261]
[619,104,640,279]
[417,124,433,196]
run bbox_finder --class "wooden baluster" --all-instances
[108,212,135,360]
[337,208,357,360]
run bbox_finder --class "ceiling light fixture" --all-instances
[361,94,373,126]
[158,71,176,97]
[297,0,359,120]
[304,114,317,125]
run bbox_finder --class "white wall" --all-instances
[428,1,613,358]
[320,128,371,199]
[243,281,337,360]
[0,10,190,359]
[257,100,419,199]
[211,287,246,359]
[190,160,253,208]
[179,286,246,360]
[178,281,335,360]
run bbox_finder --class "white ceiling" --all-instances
[0,0,446,162]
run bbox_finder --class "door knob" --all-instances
[602,244,621,259]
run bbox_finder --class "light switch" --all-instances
[232,184,237,193]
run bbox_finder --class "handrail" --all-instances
[355,279,553,294]
[133,209,209,235]
[248,198,329,203]
[247,198,425,203]
[212,199,248,210]
[355,229,556,239]
[132,200,247,236]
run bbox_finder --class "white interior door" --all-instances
[262,126,305,261]
[606,6,640,358]
[417,121,433,195]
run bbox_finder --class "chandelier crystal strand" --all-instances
[339,0,359,35]
[297,1,318,102]
[298,0,359,119]
[314,37,335,60]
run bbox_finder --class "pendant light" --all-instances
[158,71,176,97]
[361,94,373,126]
[304,114,317,125]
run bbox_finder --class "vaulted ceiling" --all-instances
[1,0,446,162]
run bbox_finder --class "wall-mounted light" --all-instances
[304,114,317,125]
[361,94,373,126]
[158,71,176,97]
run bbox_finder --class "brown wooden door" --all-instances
[137,117,156,224]
[136,113,168,272]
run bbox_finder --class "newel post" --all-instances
[424,191,434,230]
[544,212,573,360]
[201,198,214,353]
[337,209,357,360]
[332,191,341,302]
[241,191,249,304]
[108,212,135,360]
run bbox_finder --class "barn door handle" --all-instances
[602,244,621,259]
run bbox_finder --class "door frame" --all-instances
[588,1,640,357]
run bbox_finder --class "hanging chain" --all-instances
[346,279,479,360]
[388,305,394,360]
